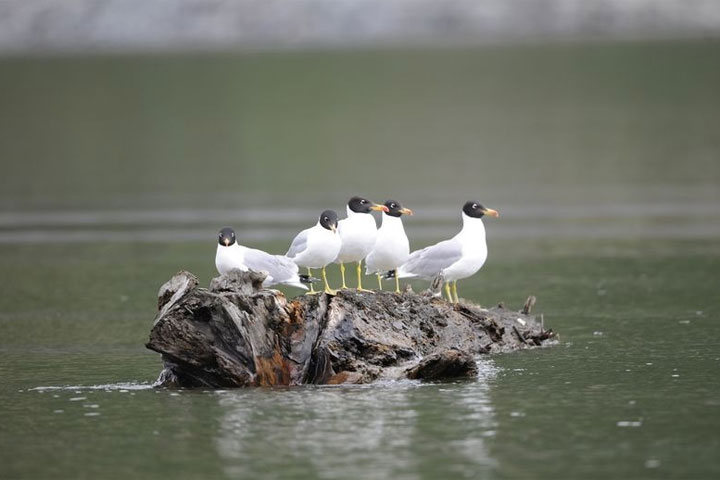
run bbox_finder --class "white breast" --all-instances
[293,226,342,269]
[335,212,378,263]
[442,244,487,281]
[215,244,248,275]
[365,215,410,273]
[442,215,488,281]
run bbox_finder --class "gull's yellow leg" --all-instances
[306,268,317,294]
[357,261,372,292]
[339,262,347,289]
[322,266,336,295]
[452,281,459,304]
[444,282,453,303]
[377,274,383,291]
[394,269,401,293]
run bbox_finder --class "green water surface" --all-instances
[1,40,719,479]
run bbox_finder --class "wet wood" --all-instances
[522,295,536,315]
[146,270,557,388]
[405,349,478,380]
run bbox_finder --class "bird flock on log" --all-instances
[215,197,499,303]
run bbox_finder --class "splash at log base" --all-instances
[146,270,556,388]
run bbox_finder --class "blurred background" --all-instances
[1,1,720,479]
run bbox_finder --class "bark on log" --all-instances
[146,270,557,388]
[405,349,478,380]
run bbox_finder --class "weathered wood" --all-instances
[405,349,478,380]
[146,270,557,388]
[522,295,537,315]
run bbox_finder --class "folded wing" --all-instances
[244,248,307,289]
[399,238,463,279]
[286,229,309,259]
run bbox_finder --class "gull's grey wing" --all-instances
[286,229,309,259]
[402,238,463,278]
[244,248,298,283]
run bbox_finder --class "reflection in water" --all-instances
[215,360,498,479]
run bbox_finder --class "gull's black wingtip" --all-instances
[299,274,320,284]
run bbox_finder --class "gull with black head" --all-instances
[365,199,413,293]
[286,210,341,294]
[334,196,388,290]
[215,227,311,290]
[396,201,499,303]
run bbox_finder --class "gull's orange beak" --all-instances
[331,224,337,233]
[400,207,414,216]
[223,238,230,246]
[371,204,389,212]
[482,208,499,218]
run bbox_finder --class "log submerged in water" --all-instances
[146,270,556,388]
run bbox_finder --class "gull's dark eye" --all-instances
[324,217,328,222]
[360,199,366,204]
[231,232,235,237]
[472,204,478,210]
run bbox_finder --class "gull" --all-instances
[334,196,388,290]
[215,227,310,290]
[396,201,499,303]
[286,210,341,294]
[365,199,413,293]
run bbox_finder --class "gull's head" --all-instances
[319,210,339,233]
[463,201,499,219]
[218,227,236,247]
[384,200,413,217]
[348,196,388,214]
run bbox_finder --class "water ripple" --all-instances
[29,382,153,392]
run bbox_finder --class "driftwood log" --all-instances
[146,270,556,388]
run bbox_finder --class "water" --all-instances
[1,40,720,479]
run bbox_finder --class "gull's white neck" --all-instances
[458,212,486,240]
[381,213,405,231]
[345,206,378,228]
[218,242,246,256]
[315,221,335,234]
